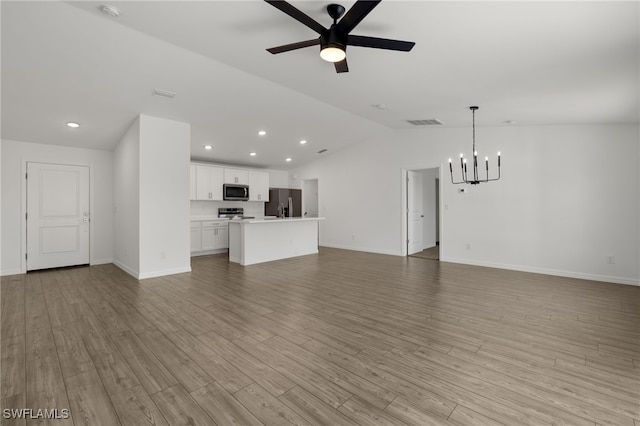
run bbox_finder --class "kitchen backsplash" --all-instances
[190,200,265,218]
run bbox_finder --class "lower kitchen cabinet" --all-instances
[191,220,229,255]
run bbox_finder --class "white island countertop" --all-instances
[228,217,324,266]
[229,216,324,224]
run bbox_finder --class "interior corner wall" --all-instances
[1,139,114,276]
[289,123,639,286]
[113,118,141,277]
[138,114,191,279]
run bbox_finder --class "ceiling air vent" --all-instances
[152,89,176,99]
[406,119,444,126]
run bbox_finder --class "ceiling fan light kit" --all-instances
[264,0,415,73]
[449,106,502,185]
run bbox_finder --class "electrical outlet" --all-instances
[606,255,615,264]
[352,234,356,240]
[161,251,166,259]
[466,243,472,250]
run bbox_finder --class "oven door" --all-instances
[223,184,249,201]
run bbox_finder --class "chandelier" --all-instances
[449,106,501,185]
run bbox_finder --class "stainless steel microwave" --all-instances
[223,184,249,201]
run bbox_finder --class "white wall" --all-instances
[1,139,113,275]
[112,118,140,276]
[138,115,191,279]
[289,124,639,285]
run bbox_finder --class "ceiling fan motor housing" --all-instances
[321,25,348,52]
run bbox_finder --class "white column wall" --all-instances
[138,114,191,279]
[112,118,141,276]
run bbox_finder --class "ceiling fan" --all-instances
[264,0,415,73]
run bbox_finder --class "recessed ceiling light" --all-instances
[204,145,212,150]
[299,140,307,145]
[100,4,121,17]
[66,122,80,128]
[285,157,292,162]
[258,130,266,136]
[249,152,257,156]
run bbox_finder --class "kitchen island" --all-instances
[228,217,324,266]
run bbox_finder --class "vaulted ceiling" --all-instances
[2,1,638,169]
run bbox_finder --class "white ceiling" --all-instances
[2,1,638,170]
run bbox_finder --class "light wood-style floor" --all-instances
[1,248,639,426]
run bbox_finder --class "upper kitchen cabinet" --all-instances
[195,164,223,200]
[224,168,249,185]
[249,171,269,202]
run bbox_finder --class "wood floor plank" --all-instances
[135,329,213,392]
[1,279,25,338]
[3,248,638,426]
[80,330,141,396]
[233,383,312,426]
[63,369,120,426]
[263,335,397,409]
[234,335,353,409]
[197,331,296,397]
[338,395,411,426]
[25,355,74,426]
[278,386,358,425]
[448,404,505,426]
[109,385,169,426]
[51,325,95,378]
[166,329,253,394]
[109,330,178,395]
[385,396,455,425]
[150,385,215,426]
[1,334,25,399]
[1,393,26,426]
[190,381,263,426]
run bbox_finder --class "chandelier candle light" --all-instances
[449,106,501,185]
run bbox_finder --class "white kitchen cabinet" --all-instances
[248,171,269,202]
[224,168,249,185]
[190,221,202,253]
[189,164,197,200]
[195,165,223,200]
[191,220,229,255]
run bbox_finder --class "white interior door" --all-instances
[27,162,90,271]
[407,170,424,255]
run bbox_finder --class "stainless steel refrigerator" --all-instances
[264,188,302,217]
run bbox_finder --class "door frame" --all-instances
[21,159,95,273]
[400,165,443,257]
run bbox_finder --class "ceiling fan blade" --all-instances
[334,58,349,73]
[264,1,326,34]
[335,0,381,34]
[348,34,415,51]
[267,38,320,54]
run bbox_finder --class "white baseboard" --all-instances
[0,268,24,277]
[113,260,139,279]
[441,256,640,286]
[90,258,113,266]
[319,243,402,257]
[138,266,192,280]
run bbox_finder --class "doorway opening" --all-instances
[406,168,440,260]
[302,179,319,218]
